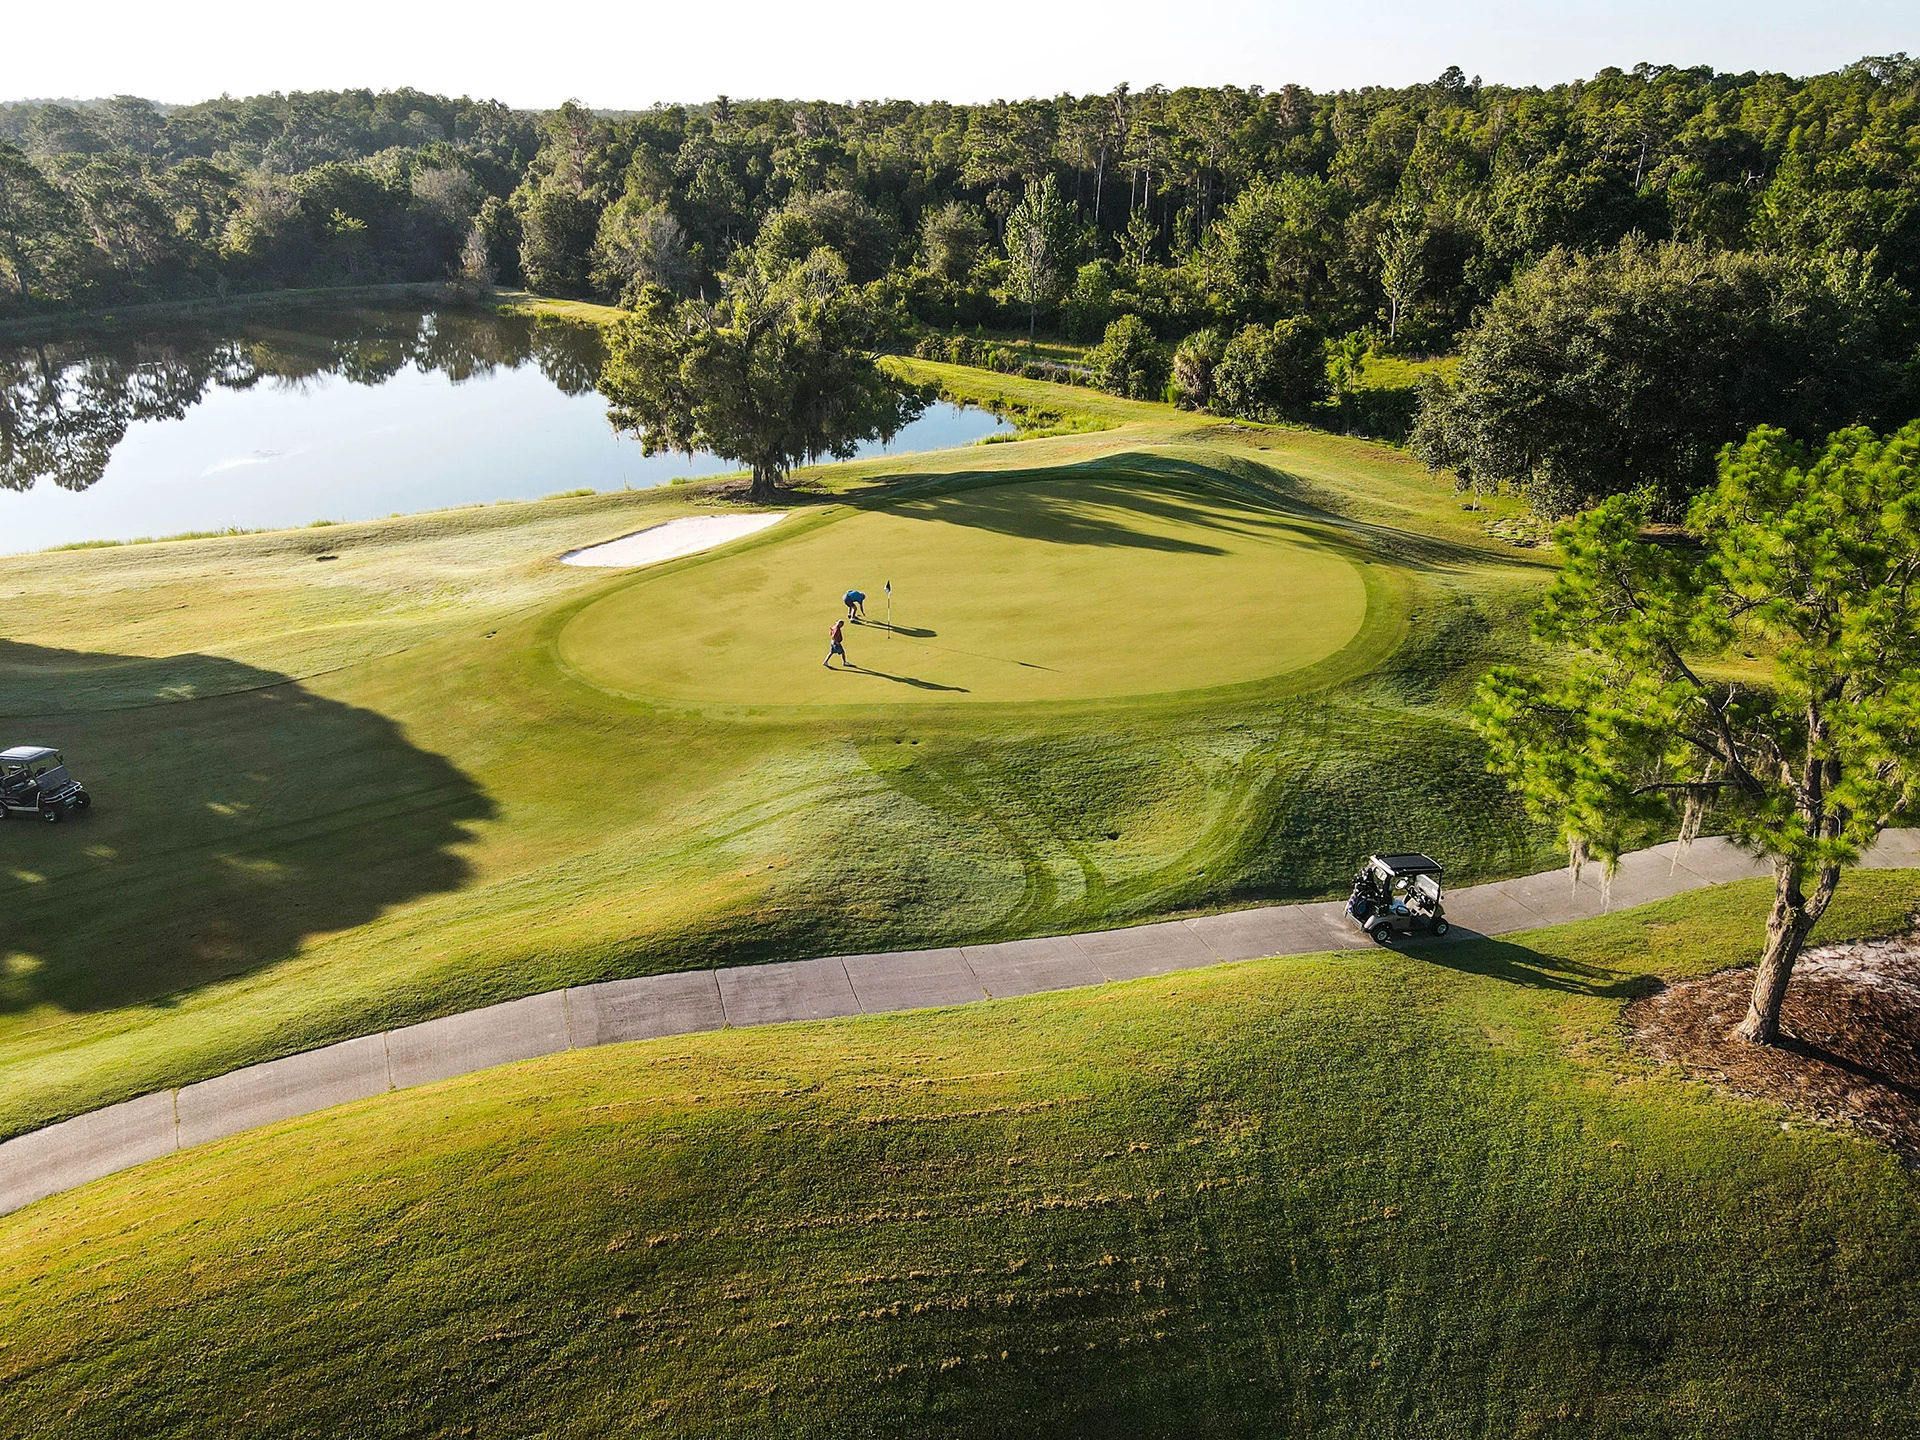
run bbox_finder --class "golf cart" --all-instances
[1346,852,1448,942]
[1,746,91,824]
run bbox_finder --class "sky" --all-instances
[3,0,1913,109]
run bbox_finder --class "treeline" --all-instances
[0,90,537,306]
[434,59,1920,510]
[3,60,1919,510]
[500,62,1920,338]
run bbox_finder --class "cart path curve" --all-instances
[6,830,1919,1218]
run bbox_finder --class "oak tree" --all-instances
[597,249,922,505]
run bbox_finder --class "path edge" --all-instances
[5,831,1917,1218]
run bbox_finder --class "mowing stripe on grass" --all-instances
[5,830,1916,1218]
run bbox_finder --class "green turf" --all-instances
[6,308,1915,1433]
[1353,352,1461,390]
[559,469,1372,705]
[3,874,1917,1439]
[0,357,1558,1141]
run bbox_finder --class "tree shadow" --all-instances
[872,456,1261,554]
[878,448,1527,578]
[1779,1036,1920,1106]
[0,639,494,1015]
[1184,446,1519,573]
[859,450,1486,579]
[1398,930,1661,1000]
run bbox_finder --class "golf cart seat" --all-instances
[1345,852,1448,942]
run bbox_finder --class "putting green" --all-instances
[557,471,1372,705]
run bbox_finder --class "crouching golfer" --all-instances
[843,589,866,620]
[824,617,851,668]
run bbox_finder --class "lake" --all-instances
[0,306,1012,555]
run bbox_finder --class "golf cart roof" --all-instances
[0,746,57,763]
[1370,852,1443,877]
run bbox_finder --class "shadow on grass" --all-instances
[855,450,1496,578]
[0,639,493,1016]
[842,664,970,694]
[880,459,1240,554]
[1188,448,1514,572]
[857,622,937,639]
[1400,931,1663,1000]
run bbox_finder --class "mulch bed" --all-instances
[1625,931,1920,1167]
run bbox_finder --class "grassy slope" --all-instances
[3,874,1918,1438]
[0,367,1553,1140]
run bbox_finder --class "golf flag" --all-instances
[885,580,892,636]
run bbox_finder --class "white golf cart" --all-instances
[1345,852,1448,942]
[1,746,92,823]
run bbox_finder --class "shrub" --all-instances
[1213,317,1327,422]
[1171,328,1226,410]
[1088,314,1169,400]
[1062,259,1120,341]
[913,335,944,359]
[1341,384,1421,443]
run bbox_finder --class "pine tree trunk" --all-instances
[1733,860,1839,1045]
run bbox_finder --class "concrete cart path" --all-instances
[6,831,1919,1218]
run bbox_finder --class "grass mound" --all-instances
[4,875,1918,1437]
[0,382,1553,1141]
[559,467,1371,705]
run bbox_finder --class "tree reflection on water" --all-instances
[0,306,607,494]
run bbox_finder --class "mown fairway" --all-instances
[0,367,1560,1141]
[560,467,1373,705]
[3,875,1918,1438]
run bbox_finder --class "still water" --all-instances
[0,306,1011,555]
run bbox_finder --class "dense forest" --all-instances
[3,58,1918,509]
[0,90,536,304]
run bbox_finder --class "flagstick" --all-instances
[886,581,893,638]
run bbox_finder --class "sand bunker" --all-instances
[561,513,788,568]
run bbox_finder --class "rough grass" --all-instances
[1353,353,1461,390]
[0,367,1554,1141]
[3,874,1918,1438]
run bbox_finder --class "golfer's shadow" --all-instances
[843,663,969,694]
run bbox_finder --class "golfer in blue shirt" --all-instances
[843,589,866,621]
